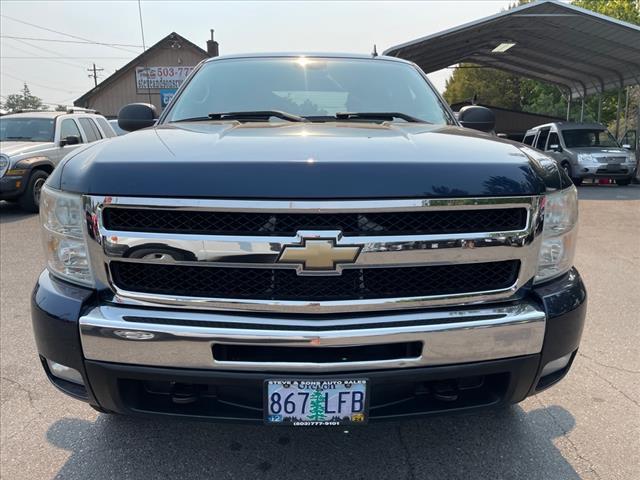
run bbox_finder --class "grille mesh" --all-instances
[110,260,520,301]
[102,208,527,236]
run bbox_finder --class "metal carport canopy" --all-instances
[383,0,640,99]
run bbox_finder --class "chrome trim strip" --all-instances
[94,196,536,213]
[79,302,546,372]
[83,195,544,313]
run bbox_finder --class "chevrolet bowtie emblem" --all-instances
[277,236,362,275]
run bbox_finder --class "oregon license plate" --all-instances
[264,379,369,426]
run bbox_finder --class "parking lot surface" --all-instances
[1,185,639,480]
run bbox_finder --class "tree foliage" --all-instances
[1,83,44,112]
[442,0,639,130]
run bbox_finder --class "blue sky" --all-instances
[0,1,514,106]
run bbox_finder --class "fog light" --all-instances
[46,359,84,385]
[540,353,573,378]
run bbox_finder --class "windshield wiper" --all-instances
[208,111,307,122]
[333,112,427,123]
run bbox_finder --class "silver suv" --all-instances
[523,122,637,186]
[0,109,116,211]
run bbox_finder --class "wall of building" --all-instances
[78,44,207,117]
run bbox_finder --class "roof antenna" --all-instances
[372,44,378,57]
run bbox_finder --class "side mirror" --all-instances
[60,135,80,147]
[549,144,562,152]
[458,106,495,133]
[118,103,158,132]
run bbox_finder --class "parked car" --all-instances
[522,122,636,186]
[0,109,117,211]
[33,53,586,425]
[108,119,128,136]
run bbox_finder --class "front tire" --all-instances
[18,170,48,213]
[561,162,582,186]
[615,178,631,186]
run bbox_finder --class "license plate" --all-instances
[264,379,368,426]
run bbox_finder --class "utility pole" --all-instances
[87,63,104,87]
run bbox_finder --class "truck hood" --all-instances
[0,141,54,158]
[54,122,563,198]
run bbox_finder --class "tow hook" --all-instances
[170,383,199,404]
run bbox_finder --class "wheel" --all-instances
[90,404,118,415]
[615,178,631,186]
[18,170,48,213]
[561,163,582,186]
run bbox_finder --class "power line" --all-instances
[0,35,143,48]
[3,37,89,70]
[1,71,85,95]
[137,0,153,105]
[0,15,142,54]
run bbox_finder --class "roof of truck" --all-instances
[527,122,606,132]
[204,52,410,63]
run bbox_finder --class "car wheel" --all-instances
[90,404,118,415]
[18,170,48,213]
[615,178,631,186]
[561,163,582,186]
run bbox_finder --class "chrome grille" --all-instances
[102,207,527,236]
[84,196,544,314]
[596,156,626,163]
[110,261,520,301]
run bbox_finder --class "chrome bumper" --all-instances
[79,302,546,372]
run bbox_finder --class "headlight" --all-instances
[535,186,578,284]
[40,186,94,286]
[577,153,596,164]
[0,155,10,177]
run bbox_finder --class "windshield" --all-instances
[562,129,619,148]
[0,117,55,142]
[165,57,451,124]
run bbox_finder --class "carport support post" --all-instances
[597,94,602,122]
[615,88,622,138]
[580,96,585,122]
[566,92,571,121]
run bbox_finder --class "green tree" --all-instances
[1,83,44,112]
[55,104,67,112]
[443,64,525,110]
[307,390,326,422]
[574,0,640,24]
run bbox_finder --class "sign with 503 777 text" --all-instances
[135,66,195,89]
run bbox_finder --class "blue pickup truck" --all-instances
[32,53,586,426]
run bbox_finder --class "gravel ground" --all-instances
[1,184,638,480]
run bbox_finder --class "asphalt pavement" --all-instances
[1,185,638,480]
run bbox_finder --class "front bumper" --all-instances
[32,269,587,422]
[0,173,28,200]
[574,163,636,179]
